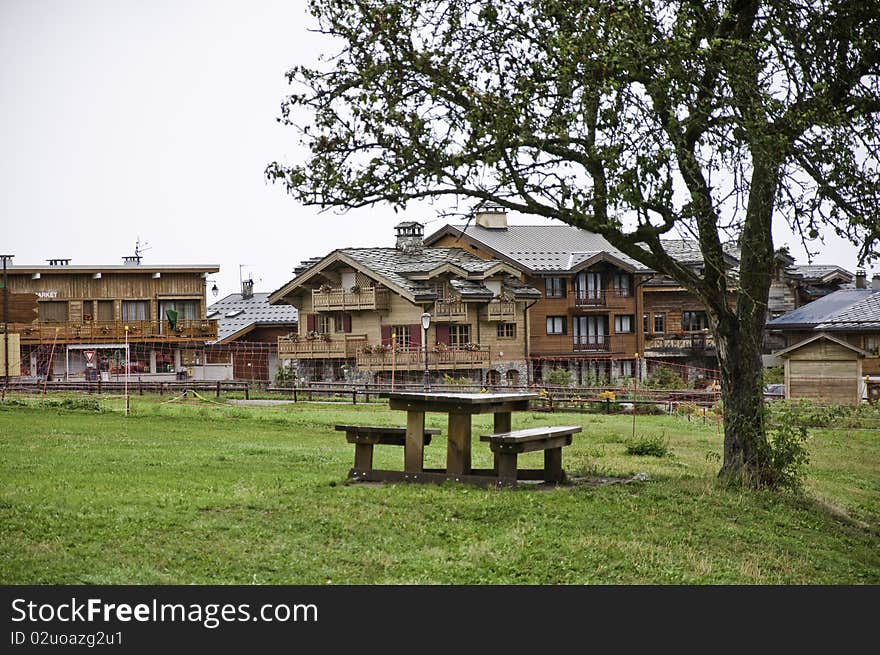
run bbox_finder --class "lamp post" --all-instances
[420,312,431,391]
[1,254,12,393]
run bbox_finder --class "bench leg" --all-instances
[496,451,518,481]
[354,443,374,470]
[544,447,563,483]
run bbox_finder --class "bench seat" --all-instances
[336,425,441,471]
[480,425,581,483]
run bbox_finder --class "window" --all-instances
[497,323,516,339]
[612,272,632,296]
[865,335,880,355]
[546,316,566,335]
[643,313,649,333]
[96,300,114,322]
[335,313,352,333]
[653,313,666,334]
[82,300,94,321]
[506,369,520,386]
[392,325,412,349]
[122,301,148,322]
[616,360,634,378]
[317,314,332,334]
[575,271,603,301]
[682,311,709,331]
[432,282,450,299]
[39,301,68,323]
[449,324,471,348]
[573,316,607,349]
[486,370,501,386]
[614,315,634,333]
[545,277,566,298]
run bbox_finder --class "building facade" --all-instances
[0,256,219,381]
[268,223,540,385]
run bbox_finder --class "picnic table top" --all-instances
[380,391,539,404]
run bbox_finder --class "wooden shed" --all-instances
[777,333,867,405]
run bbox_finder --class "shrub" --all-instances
[763,366,784,385]
[758,403,811,491]
[40,398,105,413]
[443,374,472,386]
[643,365,686,389]
[544,368,574,387]
[625,435,669,457]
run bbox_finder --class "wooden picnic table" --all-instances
[375,391,538,484]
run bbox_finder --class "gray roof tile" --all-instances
[208,292,298,343]
[767,289,876,328]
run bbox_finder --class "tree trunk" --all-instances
[715,321,768,485]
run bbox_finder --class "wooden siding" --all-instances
[783,339,863,405]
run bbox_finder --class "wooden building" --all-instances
[268,222,540,385]
[205,280,299,382]
[776,334,867,405]
[0,256,219,380]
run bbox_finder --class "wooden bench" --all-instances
[335,425,441,472]
[480,426,581,483]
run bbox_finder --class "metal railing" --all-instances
[6,319,218,343]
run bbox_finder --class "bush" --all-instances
[763,366,784,385]
[40,398,105,413]
[643,365,686,389]
[625,435,669,457]
[544,368,574,387]
[759,403,811,491]
[443,374,472,386]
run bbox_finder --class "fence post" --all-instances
[352,387,357,405]
[364,382,370,403]
[138,380,143,396]
[244,383,249,400]
[216,380,221,398]
[293,385,297,403]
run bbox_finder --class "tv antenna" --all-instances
[134,236,151,259]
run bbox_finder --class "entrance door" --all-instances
[573,316,607,351]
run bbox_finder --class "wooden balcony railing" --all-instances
[357,345,490,370]
[573,289,633,308]
[644,332,715,354]
[7,319,218,343]
[433,300,468,321]
[277,333,367,359]
[312,287,390,312]
[486,299,516,321]
[572,336,611,352]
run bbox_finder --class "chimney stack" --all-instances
[855,269,866,289]
[872,274,880,291]
[394,222,424,254]
[241,278,254,299]
[474,203,508,229]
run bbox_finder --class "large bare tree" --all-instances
[268,0,880,485]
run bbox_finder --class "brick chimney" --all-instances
[855,269,866,288]
[395,222,424,254]
[873,274,880,291]
[241,278,254,299]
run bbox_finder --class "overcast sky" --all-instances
[1,0,874,299]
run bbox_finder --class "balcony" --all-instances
[8,319,218,344]
[312,286,390,312]
[433,300,468,322]
[356,345,490,370]
[573,289,633,309]
[644,332,715,356]
[533,333,636,356]
[486,299,516,321]
[277,333,367,359]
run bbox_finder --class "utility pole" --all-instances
[1,254,13,393]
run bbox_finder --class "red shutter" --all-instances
[307,314,316,332]
[381,325,392,345]
[410,324,421,350]
[435,324,450,345]
[342,313,352,333]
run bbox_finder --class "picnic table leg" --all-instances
[492,412,512,474]
[353,441,374,470]
[544,447,563,483]
[446,412,471,476]
[405,410,426,473]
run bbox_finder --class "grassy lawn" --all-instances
[1,396,878,584]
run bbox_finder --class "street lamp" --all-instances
[420,312,431,391]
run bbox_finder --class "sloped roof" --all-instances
[767,289,876,329]
[789,264,854,283]
[815,291,880,331]
[208,292,298,344]
[272,246,539,304]
[424,224,650,272]
[774,333,869,358]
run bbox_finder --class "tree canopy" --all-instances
[269,0,880,485]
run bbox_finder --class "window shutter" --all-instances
[409,324,421,349]
[381,325,392,345]
[435,324,450,344]
[307,314,316,332]
[342,313,352,333]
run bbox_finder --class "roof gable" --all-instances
[775,333,869,358]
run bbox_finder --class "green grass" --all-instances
[1,395,878,584]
